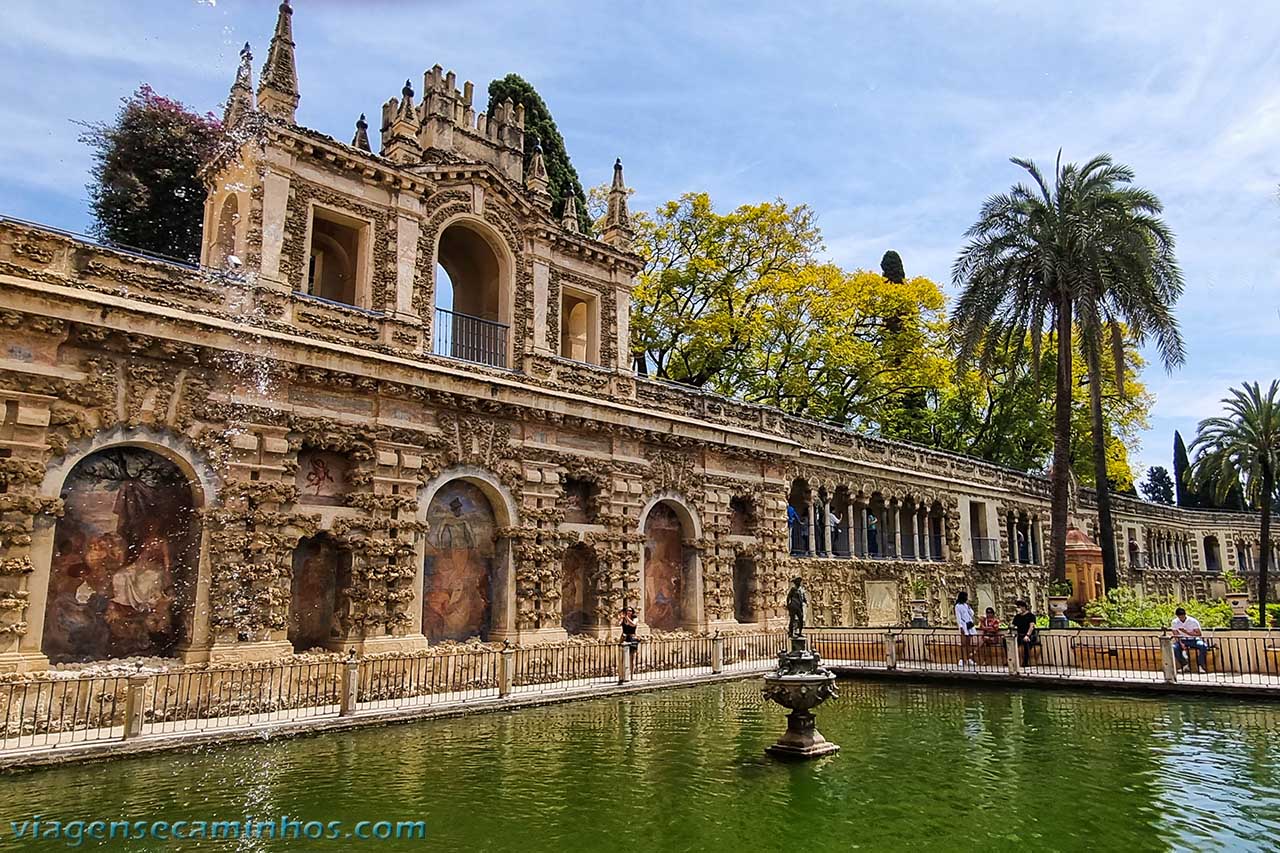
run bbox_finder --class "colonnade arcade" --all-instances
[787,478,948,562]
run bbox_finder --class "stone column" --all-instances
[859,506,869,557]
[916,509,926,560]
[896,499,906,558]
[923,511,933,560]
[806,492,816,557]
[845,500,856,558]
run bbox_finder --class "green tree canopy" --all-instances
[1140,465,1175,504]
[487,74,591,234]
[81,85,222,262]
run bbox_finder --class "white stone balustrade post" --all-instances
[122,674,149,741]
[499,645,515,697]
[340,656,360,717]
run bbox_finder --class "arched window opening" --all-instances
[561,543,596,635]
[43,447,199,663]
[1203,535,1222,573]
[929,501,945,561]
[434,222,509,368]
[787,479,810,556]
[559,290,598,364]
[288,533,351,652]
[423,481,498,642]
[305,208,366,306]
[211,194,239,267]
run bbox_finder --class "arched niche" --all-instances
[560,542,597,635]
[209,192,240,266]
[732,553,758,624]
[638,494,702,632]
[41,446,201,663]
[288,532,352,652]
[418,466,518,642]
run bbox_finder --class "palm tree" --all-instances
[952,153,1183,584]
[1078,181,1185,588]
[1190,381,1280,624]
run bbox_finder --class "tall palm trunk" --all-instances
[1260,462,1273,628]
[1088,353,1119,588]
[1050,293,1073,583]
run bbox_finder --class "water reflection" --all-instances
[4,681,1280,851]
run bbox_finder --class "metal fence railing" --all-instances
[8,626,1280,758]
[433,307,509,368]
[633,636,715,681]
[1,675,131,751]
[357,649,501,709]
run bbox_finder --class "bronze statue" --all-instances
[786,576,807,637]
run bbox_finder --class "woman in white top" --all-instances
[955,591,977,666]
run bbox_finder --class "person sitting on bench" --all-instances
[1171,607,1208,673]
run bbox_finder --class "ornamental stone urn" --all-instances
[1047,596,1070,629]
[908,598,929,628]
[1226,593,1251,629]
[762,578,840,760]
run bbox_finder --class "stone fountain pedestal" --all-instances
[761,636,840,760]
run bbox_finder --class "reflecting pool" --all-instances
[5,679,1280,851]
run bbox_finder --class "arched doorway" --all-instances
[561,543,596,635]
[422,480,499,642]
[288,533,351,652]
[42,447,199,663]
[787,478,810,556]
[643,501,697,632]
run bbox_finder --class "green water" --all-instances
[4,680,1280,852]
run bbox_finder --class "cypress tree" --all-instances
[486,74,591,234]
[880,250,906,284]
[1173,430,1195,507]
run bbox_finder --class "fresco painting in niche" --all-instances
[560,544,594,634]
[423,482,496,642]
[295,450,349,506]
[43,447,197,663]
[289,535,349,651]
[644,502,685,631]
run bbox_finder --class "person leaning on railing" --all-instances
[1171,607,1209,674]
[1012,600,1038,667]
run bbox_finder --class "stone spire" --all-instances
[223,42,255,129]
[524,137,551,209]
[351,113,371,151]
[561,194,581,233]
[601,158,633,249]
[380,79,422,164]
[257,0,299,123]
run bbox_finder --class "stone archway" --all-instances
[41,446,200,663]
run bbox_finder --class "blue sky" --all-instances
[3,0,1277,475]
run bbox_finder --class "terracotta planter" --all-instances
[1226,592,1250,618]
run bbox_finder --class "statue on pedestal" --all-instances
[786,576,807,638]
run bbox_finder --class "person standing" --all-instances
[620,607,639,649]
[1011,600,1037,667]
[955,591,977,666]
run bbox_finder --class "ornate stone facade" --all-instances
[0,3,1269,671]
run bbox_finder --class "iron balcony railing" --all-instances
[433,307,509,369]
[972,537,1000,564]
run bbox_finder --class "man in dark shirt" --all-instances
[1012,600,1037,667]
